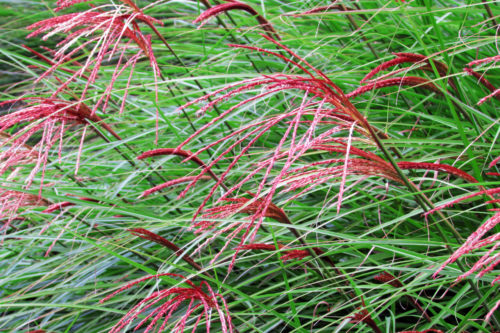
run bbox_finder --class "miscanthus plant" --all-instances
[1,0,499,332]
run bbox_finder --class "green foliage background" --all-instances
[0,0,499,332]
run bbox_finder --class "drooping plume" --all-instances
[26,2,162,116]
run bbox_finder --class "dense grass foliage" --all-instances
[1,0,499,332]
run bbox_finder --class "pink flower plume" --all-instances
[433,212,500,285]
[0,189,49,232]
[26,5,162,117]
[478,88,500,105]
[100,273,233,333]
[467,55,500,67]
[0,98,119,187]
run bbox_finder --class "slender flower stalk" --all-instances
[466,55,500,105]
[194,0,280,40]
[374,272,431,322]
[128,228,210,277]
[347,76,441,99]
[22,44,89,80]
[139,176,212,199]
[137,148,224,189]
[361,52,449,84]
[42,196,98,213]
[291,4,356,17]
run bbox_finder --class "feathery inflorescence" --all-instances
[0,98,119,187]
[0,189,49,232]
[100,273,233,333]
[432,211,500,282]
[139,176,212,199]
[191,194,294,269]
[137,148,223,192]
[6,0,500,330]
[26,1,161,116]
[171,35,380,245]
[163,35,489,272]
